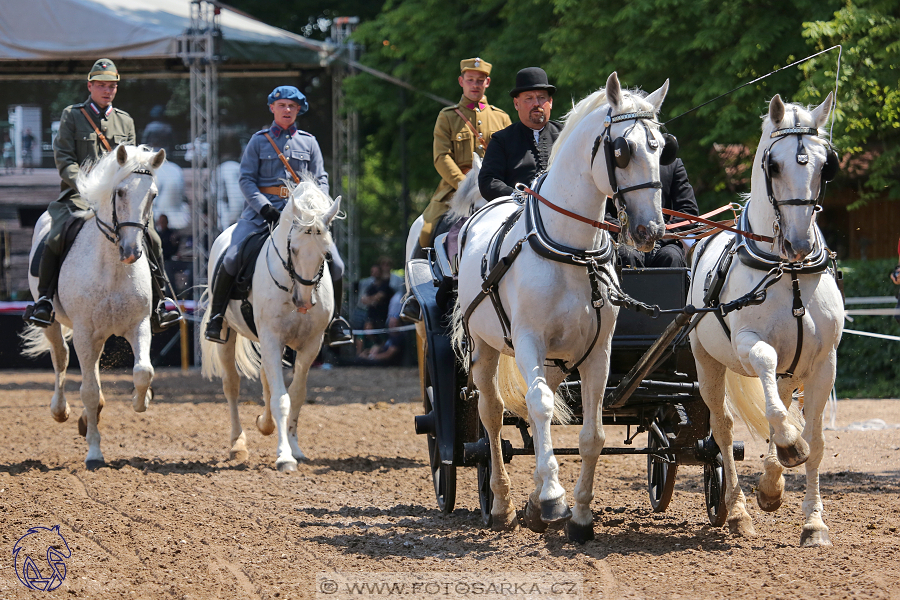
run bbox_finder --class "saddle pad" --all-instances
[30,217,86,277]
[232,231,269,300]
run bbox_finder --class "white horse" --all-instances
[689,93,842,546]
[452,72,671,542]
[200,179,341,472]
[21,145,166,469]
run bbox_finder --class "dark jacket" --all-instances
[604,158,698,244]
[478,120,563,200]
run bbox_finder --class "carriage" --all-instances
[406,234,744,528]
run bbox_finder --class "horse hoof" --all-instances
[51,408,70,423]
[85,459,106,471]
[277,461,297,473]
[229,449,249,463]
[256,415,276,436]
[293,450,309,462]
[727,516,756,537]
[800,527,832,547]
[757,488,783,512]
[522,500,548,533]
[490,511,518,532]
[540,497,572,525]
[566,520,595,544]
[776,439,810,468]
[78,414,87,437]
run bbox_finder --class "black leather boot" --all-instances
[149,264,182,334]
[205,269,236,344]
[26,247,60,327]
[325,277,352,347]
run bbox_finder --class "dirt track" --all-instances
[0,366,898,600]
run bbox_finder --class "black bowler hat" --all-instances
[509,67,556,97]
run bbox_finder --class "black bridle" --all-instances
[266,222,326,294]
[761,108,827,215]
[94,168,154,244]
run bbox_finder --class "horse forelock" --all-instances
[548,87,655,167]
[77,145,159,210]
[760,101,823,137]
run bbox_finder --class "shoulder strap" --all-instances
[263,133,301,184]
[453,108,488,149]
[79,107,112,152]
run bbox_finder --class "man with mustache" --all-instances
[478,67,562,201]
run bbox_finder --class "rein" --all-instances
[93,168,154,244]
[265,222,325,294]
[518,184,619,232]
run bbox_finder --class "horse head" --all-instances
[753,92,836,262]
[278,181,342,313]
[110,145,165,263]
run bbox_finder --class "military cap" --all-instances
[460,57,492,76]
[88,58,119,81]
[267,85,309,115]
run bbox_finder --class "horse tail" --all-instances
[446,154,485,221]
[20,323,72,359]
[450,295,467,363]
[497,355,574,426]
[199,291,262,381]
[724,369,803,441]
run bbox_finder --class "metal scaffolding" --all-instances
[177,0,221,363]
[330,17,360,312]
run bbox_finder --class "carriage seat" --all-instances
[432,232,456,279]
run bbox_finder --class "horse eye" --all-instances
[117,189,124,197]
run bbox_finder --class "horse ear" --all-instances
[151,148,166,170]
[645,79,669,114]
[811,91,834,130]
[116,144,128,166]
[606,72,622,109]
[324,195,341,225]
[768,94,785,127]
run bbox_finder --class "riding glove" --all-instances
[260,204,280,225]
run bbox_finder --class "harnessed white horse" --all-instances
[200,179,341,472]
[21,145,166,469]
[688,93,842,546]
[451,73,674,542]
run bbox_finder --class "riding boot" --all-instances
[205,268,236,344]
[26,247,60,327]
[325,277,353,347]
[145,231,182,334]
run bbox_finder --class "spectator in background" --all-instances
[361,263,393,331]
[891,237,900,324]
[21,128,35,173]
[378,256,405,297]
[156,214,179,261]
[141,105,174,155]
[353,291,406,366]
[1,134,13,174]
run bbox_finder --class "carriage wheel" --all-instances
[646,415,677,512]
[424,366,456,514]
[476,425,494,527]
[703,453,727,527]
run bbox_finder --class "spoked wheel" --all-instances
[704,452,727,527]
[476,425,494,527]
[647,413,677,512]
[424,367,456,514]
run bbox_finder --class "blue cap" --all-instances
[267,86,309,114]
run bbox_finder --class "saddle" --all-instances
[29,216,86,277]
[211,230,269,337]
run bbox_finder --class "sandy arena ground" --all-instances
[0,365,897,599]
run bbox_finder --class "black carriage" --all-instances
[406,232,744,527]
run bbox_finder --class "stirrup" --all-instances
[205,314,229,344]
[326,316,353,347]
[151,300,182,334]
[25,297,55,328]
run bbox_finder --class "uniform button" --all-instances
[477,120,482,125]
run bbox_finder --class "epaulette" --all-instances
[488,105,508,114]
[253,129,269,136]
[113,107,130,116]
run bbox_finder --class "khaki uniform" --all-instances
[48,99,138,253]
[419,95,510,247]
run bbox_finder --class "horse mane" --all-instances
[76,145,161,212]
[548,87,654,168]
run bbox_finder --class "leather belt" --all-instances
[259,185,289,198]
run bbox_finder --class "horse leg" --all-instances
[757,378,795,512]
[524,367,567,534]
[220,335,248,462]
[471,340,516,531]
[738,334,809,468]
[124,319,154,413]
[259,335,295,472]
[516,340,570,526]
[44,322,70,423]
[797,356,836,547]
[256,365,276,436]
[286,343,319,462]
[694,339,755,535]
[73,331,106,469]
[567,353,610,543]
